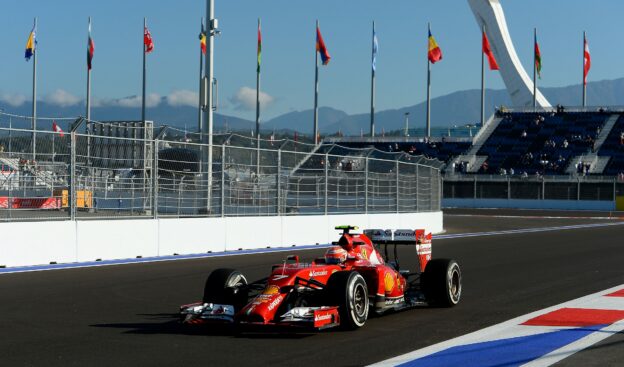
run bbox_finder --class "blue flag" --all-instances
[372,30,379,71]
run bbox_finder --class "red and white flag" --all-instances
[583,36,591,85]
[52,121,64,137]
[144,27,154,53]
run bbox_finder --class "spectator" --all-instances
[521,130,527,138]
[509,167,515,175]
[620,132,624,145]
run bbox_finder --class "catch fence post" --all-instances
[70,131,76,221]
[324,153,329,215]
[396,160,400,213]
[364,157,369,213]
[276,149,281,215]
[153,139,158,219]
[221,144,226,217]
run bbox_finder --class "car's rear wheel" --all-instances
[325,271,369,329]
[422,259,462,307]
[202,268,249,311]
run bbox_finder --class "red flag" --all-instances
[87,21,95,70]
[52,121,64,138]
[316,26,331,65]
[144,27,154,53]
[482,31,499,70]
[583,37,591,86]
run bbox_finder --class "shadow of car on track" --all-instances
[90,313,317,339]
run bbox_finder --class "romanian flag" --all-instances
[583,35,591,86]
[534,35,542,79]
[87,21,95,70]
[25,25,36,61]
[316,26,331,65]
[482,31,499,70]
[199,24,207,55]
[144,26,154,53]
[428,30,442,64]
[257,20,262,73]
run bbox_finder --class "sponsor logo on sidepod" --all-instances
[309,270,328,278]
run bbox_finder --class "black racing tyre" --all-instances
[422,259,462,307]
[202,268,249,310]
[325,271,369,329]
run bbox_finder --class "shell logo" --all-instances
[262,285,280,295]
[384,272,395,293]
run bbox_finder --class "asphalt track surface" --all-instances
[1,210,624,366]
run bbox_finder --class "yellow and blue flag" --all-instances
[25,25,36,61]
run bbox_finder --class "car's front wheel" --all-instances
[326,271,369,329]
[202,268,249,311]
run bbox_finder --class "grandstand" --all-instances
[324,108,624,179]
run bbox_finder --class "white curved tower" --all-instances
[468,0,551,108]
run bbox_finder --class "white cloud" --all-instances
[166,90,198,107]
[0,92,28,107]
[230,86,274,111]
[43,89,81,107]
[101,93,162,108]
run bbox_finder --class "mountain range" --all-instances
[3,78,624,136]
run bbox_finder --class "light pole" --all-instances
[404,112,410,137]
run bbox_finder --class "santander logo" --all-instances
[314,313,333,322]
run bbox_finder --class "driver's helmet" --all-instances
[324,246,348,265]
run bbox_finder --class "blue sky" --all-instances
[0,0,620,120]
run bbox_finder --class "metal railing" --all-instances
[0,119,441,221]
[443,174,624,202]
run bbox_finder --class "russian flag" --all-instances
[87,21,95,70]
[316,26,331,65]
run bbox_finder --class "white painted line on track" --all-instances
[368,284,624,367]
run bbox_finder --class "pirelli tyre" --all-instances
[326,271,369,329]
[202,268,249,311]
[422,259,462,307]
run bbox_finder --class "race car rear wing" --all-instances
[363,229,432,273]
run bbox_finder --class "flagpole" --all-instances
[313,20,320,145]
[370,21,376,137]
[32,17,38,161]
[198,17,205,138]
[256,18,261,175]
[205,0,216,214]
[86,17,92,122]
[426,23,432,139]
[86,17,92,168]
[533,28,537,109]
[142,17,147,123]
[582,31,586,108]
[481,25,486,128]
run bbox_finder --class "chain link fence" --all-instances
[0,115,442,221]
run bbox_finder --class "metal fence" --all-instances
[0,115,442,221]
[443,174,624,202]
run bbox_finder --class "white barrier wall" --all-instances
[0,211,443,268]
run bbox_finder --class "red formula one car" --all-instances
[180,225,462,330]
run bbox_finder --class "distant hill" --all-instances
[3,78,624,135]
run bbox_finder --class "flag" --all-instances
[257,20,262,72]
[482,31,499,70]
[25,25,36,61]
[199,25,207,55]
[428,30,442,64]
[372,29,379,71]
[144,27,154,53]
[534,36,542,79]
[52,121,64,138]
[87,21,95,70]
[583,36,591,86]
[316,26,331,65]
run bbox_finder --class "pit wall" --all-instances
[0,211,443,268]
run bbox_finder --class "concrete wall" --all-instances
[0,211,443,268]
[443,198,616,211]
